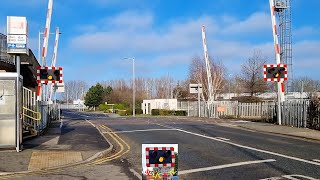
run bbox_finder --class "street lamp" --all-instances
[124,57,135,117]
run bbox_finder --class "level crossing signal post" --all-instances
[264,64,288,125]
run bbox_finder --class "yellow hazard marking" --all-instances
[28,151,82,171]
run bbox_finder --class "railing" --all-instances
[22,87,40,136]
[23,106,41,121]
[179,99,320,131]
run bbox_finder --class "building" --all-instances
[141,99,178,115]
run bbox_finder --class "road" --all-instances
[8,110,320,180]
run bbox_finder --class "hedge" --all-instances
[151,109,187,116]
[126,108,143,115]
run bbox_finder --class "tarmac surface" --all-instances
[1,110,320,180]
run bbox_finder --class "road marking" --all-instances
[260,174,319,180]
[215,137,230,141]
[157,124,320,167]
[312,159,320,163]
[88,126,124,165]
[99,125,131,163]
[179,159,276,175]
[129,168,142,179]
[113,129,176,133]
[88,125,131,165]
[85,119,96,128]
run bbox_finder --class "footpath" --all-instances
[218,119,320,142]
[0,116,110,174]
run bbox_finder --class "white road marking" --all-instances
[129,168,142,179]
[157,124,320,166]
[85,119,96,128]
[312,159,320,163]
[179,159,276,175]
[282,175,318,180]
[216,137,230,141]
[261,174,319,180]
[113,129,176,133]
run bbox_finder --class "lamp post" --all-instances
[124,57,135,117]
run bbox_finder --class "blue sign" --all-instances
[7,43,26,49]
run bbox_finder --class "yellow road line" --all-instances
[93,125,128,164]
[88,125,131,165]
[97,125,131,163]
[87,125,124,165]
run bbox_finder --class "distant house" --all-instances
[73,99,84,106]
[141,99,178,114]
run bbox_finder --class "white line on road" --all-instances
[157,124,320,167]
[179,159,276,175]
[215,137,230,141]
[312,159,320,163]
[129,168,142,179]
[85,119,96,128]
[113,129,176,133]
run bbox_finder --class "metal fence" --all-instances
[60,104,86,111]
[181,100,320,131]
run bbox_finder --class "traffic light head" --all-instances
[37,67,63,84]
[264,64,287,81]
[148,149,172,164]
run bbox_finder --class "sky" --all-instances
[0,0,319,84]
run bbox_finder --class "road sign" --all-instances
[264,64,288,82]
[189,84,203,94]
[7,16,28,55]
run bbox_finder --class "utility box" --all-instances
[0,73,22,150]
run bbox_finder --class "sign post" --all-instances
[7,16,29,152]
[190,84,203,117]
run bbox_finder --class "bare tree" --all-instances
[188,56,226,101]
[292,77,320,92]
[239,50,268,96]
[61,80,89,102]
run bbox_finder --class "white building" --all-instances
[141,99,178,115]
[73,99,84,106]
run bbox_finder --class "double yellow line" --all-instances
[87,125,131,165]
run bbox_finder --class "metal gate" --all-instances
[22,87,41,136]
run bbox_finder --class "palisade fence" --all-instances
[178,100,320,131]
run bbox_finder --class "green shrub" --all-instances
[151,109,160,116]
[117,110,127,116]
[159,109,175,116]
[136,108,143,115]
[114,104,127,110]
[126,108,133,115]
[98,104,108,111]
[175,110,187,116]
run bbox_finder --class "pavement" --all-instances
[0,113,110,174]
[218,119,320,142]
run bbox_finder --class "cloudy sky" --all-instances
[0,0,319,83]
